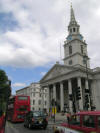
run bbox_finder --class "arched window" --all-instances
[69,46,72,54]
[70,29,72,33]
[73,28,75,32]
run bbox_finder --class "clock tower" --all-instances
[64,5,90,68]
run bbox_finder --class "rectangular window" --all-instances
[98,116,100,128]
[70,115,80,125]
[18,96,28,100]
[40,93,42,97]
[33,100,35,105]
[69,60,72,65]
[33,93,35,97]
[45,101,47,105]
[83,115,95,128]
[69,46,72,55]
[81,45,83,54]
[38,100,41,105]
[45,94,47,98]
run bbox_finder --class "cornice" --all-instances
[64,39,87,47]
[63,52,90,60]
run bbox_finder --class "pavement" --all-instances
[48,113,67,125]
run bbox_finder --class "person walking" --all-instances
[66,112,71,124]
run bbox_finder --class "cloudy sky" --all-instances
[0,0,100,94]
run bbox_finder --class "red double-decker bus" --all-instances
[7,95,30,122]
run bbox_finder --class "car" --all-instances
[53,111,100,133]
[24,111,48,129]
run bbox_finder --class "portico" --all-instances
[40,63,94,113]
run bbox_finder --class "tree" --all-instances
[0,69,11,114]
[0,69,11,99]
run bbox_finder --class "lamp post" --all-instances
[83,55,92,110]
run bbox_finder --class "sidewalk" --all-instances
[48,113,67,125]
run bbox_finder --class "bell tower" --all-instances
[63,5,90,68]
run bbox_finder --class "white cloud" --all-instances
[0,0,100,68]
[40,72,47,76]
[12,82,26,87]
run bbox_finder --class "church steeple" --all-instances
[67,4,81,39]
[64,5,90,68]
[70,4,77,25]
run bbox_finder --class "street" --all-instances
[5,113,66,133]
[5,121,53,133]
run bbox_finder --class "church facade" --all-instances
[40,6,100,113]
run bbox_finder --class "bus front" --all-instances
[14,95,30,122]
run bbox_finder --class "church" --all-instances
[40,5,100,113]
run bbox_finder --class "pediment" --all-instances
[40,64,74,82]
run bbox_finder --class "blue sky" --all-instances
[0,0,100,94]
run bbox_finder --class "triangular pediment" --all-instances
[40,64,75,82]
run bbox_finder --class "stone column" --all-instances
[68,79,73,113]
[85,79,89,89]
[53,84,56,101]
[77,77,83,110]
[47,86,50,112]
[90,80,96,109]
[41,87,44,110]
[60,82,64,111]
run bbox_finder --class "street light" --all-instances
[83,55,92,110]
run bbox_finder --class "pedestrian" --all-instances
[66,112,71,124]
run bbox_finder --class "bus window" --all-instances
[70,115,80,125]
[83,115,95,128]
[17,105,28,111]
[18,96,28,100]
[98,116,100,128]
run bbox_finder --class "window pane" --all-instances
[81,45,83,54]
[69,60,72,65]
[73,28,75,32]
[98,116,100,128]
[33,100,35,105]
[70,115,80,125]
[83,115,95,128]
[18,96,28,100]
[69,46,72,54]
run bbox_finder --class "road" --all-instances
[5,121,54,133]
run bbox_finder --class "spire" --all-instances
[70,4,77,25]
[67,4,80,36]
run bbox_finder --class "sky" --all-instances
[0,0,100,94]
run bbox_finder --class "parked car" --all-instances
[24,111,48,129]
[53,111,100,133]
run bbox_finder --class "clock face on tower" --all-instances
[67,35,72,41]
[78,34,83,40]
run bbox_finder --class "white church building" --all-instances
[40,5,100,113]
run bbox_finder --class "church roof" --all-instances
[40,63,76,82]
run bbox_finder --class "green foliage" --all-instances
[0,70,8,84]
[0,69,11,113]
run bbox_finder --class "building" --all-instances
[40,5,100,113]
[16,82,49,111]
